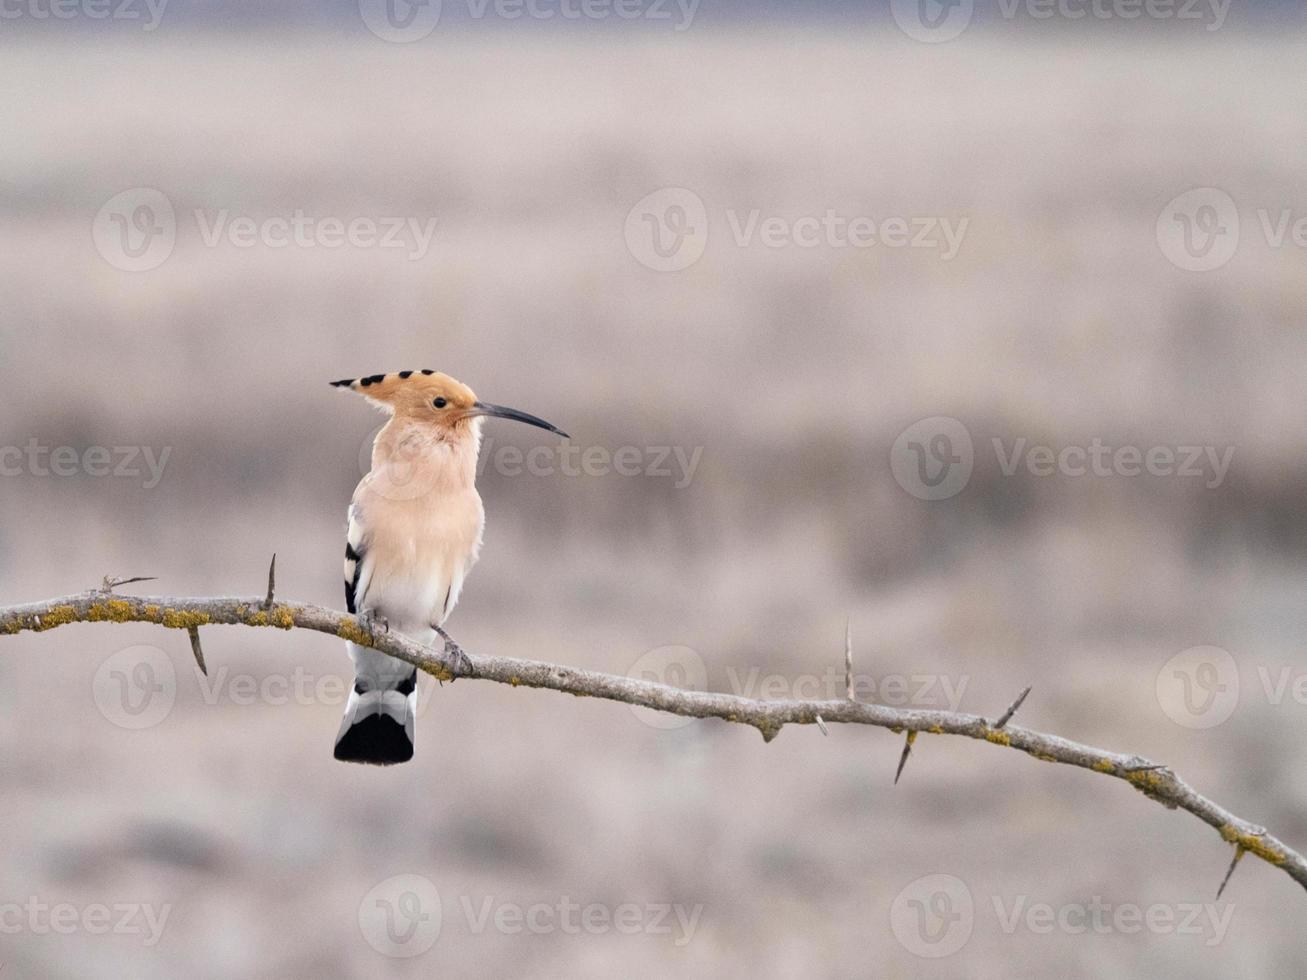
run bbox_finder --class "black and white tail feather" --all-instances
[333,664,418,765]
[334,513,419,765]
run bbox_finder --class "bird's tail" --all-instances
[334,643,417,765]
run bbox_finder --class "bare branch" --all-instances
[1,588,1303,894]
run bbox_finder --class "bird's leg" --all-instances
[432,624,473,681]
[359,608,389,639]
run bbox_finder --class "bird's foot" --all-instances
[433,624,473,681]
[359,609,389,639]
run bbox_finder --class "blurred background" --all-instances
[2,2,1307,976]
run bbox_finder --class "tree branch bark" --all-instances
[2,586,1301,896]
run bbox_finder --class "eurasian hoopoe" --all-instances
[330,370,567,765]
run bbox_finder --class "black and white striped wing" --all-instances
[343,503,373,615]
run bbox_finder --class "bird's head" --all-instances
[330,370,568,439]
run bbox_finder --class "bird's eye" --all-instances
[433,398,448,409]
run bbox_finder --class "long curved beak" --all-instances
[470,401,569,439]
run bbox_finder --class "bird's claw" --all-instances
[360,609,389,637]
[433,625,473,681]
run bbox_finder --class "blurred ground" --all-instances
[2,22,1307,979]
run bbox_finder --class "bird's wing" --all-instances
[343,501,373,615]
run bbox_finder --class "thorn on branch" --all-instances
[894,730,918,785]
[99,575,157,594]
[1216,845,1245,900]
[994,685,1032,729]
[263,554,276,611]
[815,714,829,736]
[187,626,207,676]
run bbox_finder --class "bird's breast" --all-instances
[357,478,485,632]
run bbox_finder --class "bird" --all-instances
[329,370,567,765]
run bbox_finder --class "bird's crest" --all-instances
[330,370,477,415]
